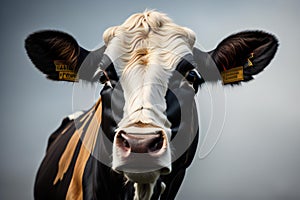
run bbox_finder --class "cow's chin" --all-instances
[124,171,160,184]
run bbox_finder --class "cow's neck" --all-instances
[133,182,155,200]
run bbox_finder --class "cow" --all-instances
[25,10,278,200]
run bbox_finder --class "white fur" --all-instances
[103,10,196,199]
[103,10,195,130]
[67,111,84,120]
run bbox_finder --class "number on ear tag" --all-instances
[54,60,78,81]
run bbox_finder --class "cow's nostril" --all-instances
[117,131,130,149]
[149,133,164,152]
[121,135,130,148]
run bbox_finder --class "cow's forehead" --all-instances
[102,10,196,78]
[96,11,198,131]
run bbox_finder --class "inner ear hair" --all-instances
[48,36,79,68]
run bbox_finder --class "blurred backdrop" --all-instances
[0,0,299,199]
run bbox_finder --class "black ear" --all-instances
[211,30,278,85]
[25,30,91,82]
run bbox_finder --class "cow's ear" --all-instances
[211,31,278,85]
[25,30,90,82]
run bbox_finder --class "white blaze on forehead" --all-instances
[103,10,195,130]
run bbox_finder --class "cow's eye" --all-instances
[185,70,198,84]
[185,69,204,93]
[99,70,109,84]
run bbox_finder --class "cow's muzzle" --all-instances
[116,130,165,154]
[112,126,172,183]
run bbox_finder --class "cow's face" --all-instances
[97,11,200,184]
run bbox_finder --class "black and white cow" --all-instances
[25,11,278,200]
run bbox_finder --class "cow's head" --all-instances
[25,10,278,199]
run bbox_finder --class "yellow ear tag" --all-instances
[221,66,244,84]
[54,60,78,81]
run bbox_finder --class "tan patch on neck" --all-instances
[53,98,102,193]
[66,98,102,200]
[53,129,82,185]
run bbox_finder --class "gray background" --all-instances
[0,0,299,199]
